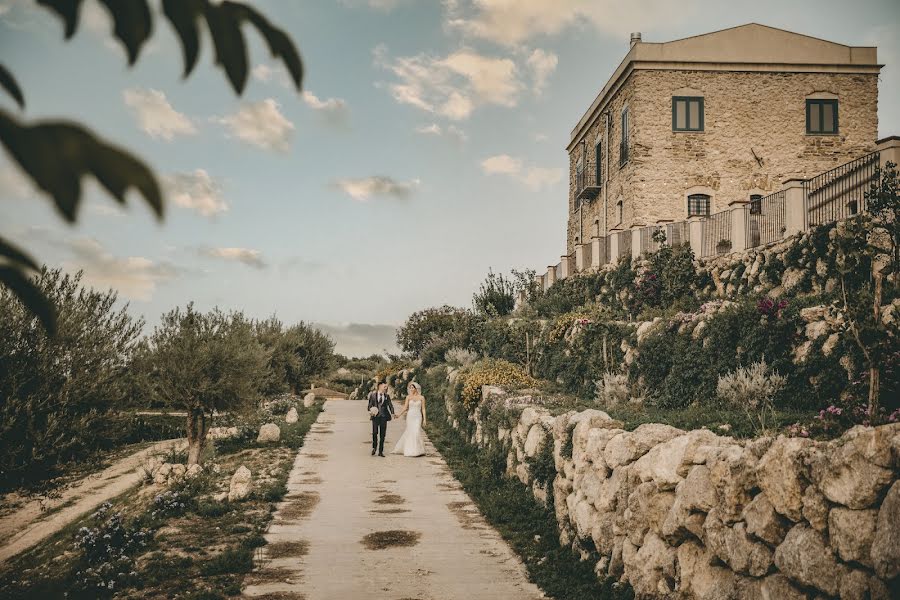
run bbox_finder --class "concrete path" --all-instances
[243,400,544,600]
[0,438,185,564]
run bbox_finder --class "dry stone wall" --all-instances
[451,387,899,599]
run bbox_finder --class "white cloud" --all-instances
[199,247,267,269]
[302,91,350,125]
[0,164,34,199]
[375,44,521,120]
[339,0,411,10]
[333,176,420,201]
[480,154,522,175]
[252,63,276,83]
[526,48,558,94]
[445,0,688,46]
[415,123,468,143]
[216,99,294,152]
[163,169,228,218]
[313,322,400,357]
[122,88,196,141]
[59,237,178,301]
[481,154,563,190]
[534,132,549,142]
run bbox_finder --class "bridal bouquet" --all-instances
[369,406,379,417]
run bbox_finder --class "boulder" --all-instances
[603,423,683,469]
[207,426,239,440]
[624,531,676,597]
[679,465,716,512]
[839,568,891,600]
[708,444,756,522]
[303,392,316,408]
[759,574,807,600]
[807,424,897,509]
[756,436,811,521]
[257,422,281,443]
[589,509,616,556]
[228,465,253,502]
[285,407,299,424]
[524,424,547,458]
[661,491,706,544]
[773,524,845,596]
[829,507,877,567]
[623,482,674,546]
[704,508,773,577]
[743,492,789,546]
[801,485,830,532]
[582,428,621,473]
[871,480,900,580]
[185,464,203,479]
[676,541,735,600]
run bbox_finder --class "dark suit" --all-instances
[367,391,394,455]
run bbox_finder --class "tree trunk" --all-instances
[186,409,208,465]
[869,272,884,418]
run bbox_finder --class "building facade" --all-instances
[566,24,881,253]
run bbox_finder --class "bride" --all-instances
[391,382,427,457]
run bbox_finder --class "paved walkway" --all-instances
[243,400,544,600]
[0,438,185,564]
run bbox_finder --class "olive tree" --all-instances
[143,304,268,464]
[254,317,335,395]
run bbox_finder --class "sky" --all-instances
[1,0,898,357]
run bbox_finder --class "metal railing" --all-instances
[805,151,879,228]
[747,190,786,248]
[575,164,601,201]
[665,221,691,247]
[638,225,663,256]
[701,210,733,258]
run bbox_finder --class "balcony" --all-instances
[575,167,601,202]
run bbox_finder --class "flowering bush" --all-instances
[757,296,788,320]
[716,360,785,435]
[459,359,536,409]
[150,490,188,520]
[806,402,900,437]
[633,271,661,311]
[593,372,630,408]
[70,502,150,597]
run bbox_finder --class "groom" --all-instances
[367,382,394,457]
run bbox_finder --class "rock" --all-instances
[285,407,299,424]
[807,425,896,509]
[743,492,789,546]
[207,426,239,440]
[185,464,203,479]
[257,422,281,443]
[704,508,773,577]
[829,507,877,567]
[303,392,316,408]
[623,482,674,546]
[603,423,683,469]
[805,320,829,340]
[524,424,547,458]
[774,524,845,596]
[589,509,616,556]
[821,332,840,356]
[676,541,735,600]
[801,485,829,532]
[759,574,808,600]
[661,490,706,544]
[677,464,716,514]
[871,480,900,580]
[623,531,675,597]
[228,466,253,502]
[756,436,811,521]
[708,445,756,523]
[839,568,891,600]
[153,463,172,485]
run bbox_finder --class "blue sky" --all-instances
[1,0,898,356]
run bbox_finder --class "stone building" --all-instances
[566,24,881,253]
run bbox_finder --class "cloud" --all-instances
[302,91,350,126]
[480,154,563,190]
[445,0,687,46]
[526,48,558,94]
[333,176,420,201]
[415,123,468,143]
[36,235,179,301]
[480,154,522,175]
[163,169,228,218]
[215,99,294,152]
[252,63,278,83]
[313,322,400,357]
[375,44,521,120]
[339,0,412,10]
[0,164,35,199]
[199,247,267,269]
[122,88,196,141]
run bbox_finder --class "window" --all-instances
[619,108,629,167]
[616,199,624,224]
[687,194,710,217]
[749,194,762,215]
[594,140,602,186]
[806,99,838,134]
[672,96,704,131]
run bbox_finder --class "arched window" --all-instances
[616,199,624,225]
[688,194,710,217]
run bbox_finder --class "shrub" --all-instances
[594,372,630,408]
[473,269,516,317]
[459,359,536,409]
[396,306,481,357]
[445,347,478,368]
[150,490,189,520]
[716,360,785,435]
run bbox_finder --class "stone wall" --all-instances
[566,69,879,254]
[451,388,899,599]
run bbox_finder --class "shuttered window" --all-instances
[672,96,704,131]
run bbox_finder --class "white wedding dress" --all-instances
[392,399,426,457]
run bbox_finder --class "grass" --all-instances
[0,400,324,600]
[426,401,632,600]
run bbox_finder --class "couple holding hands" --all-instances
[366,381,427,457]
